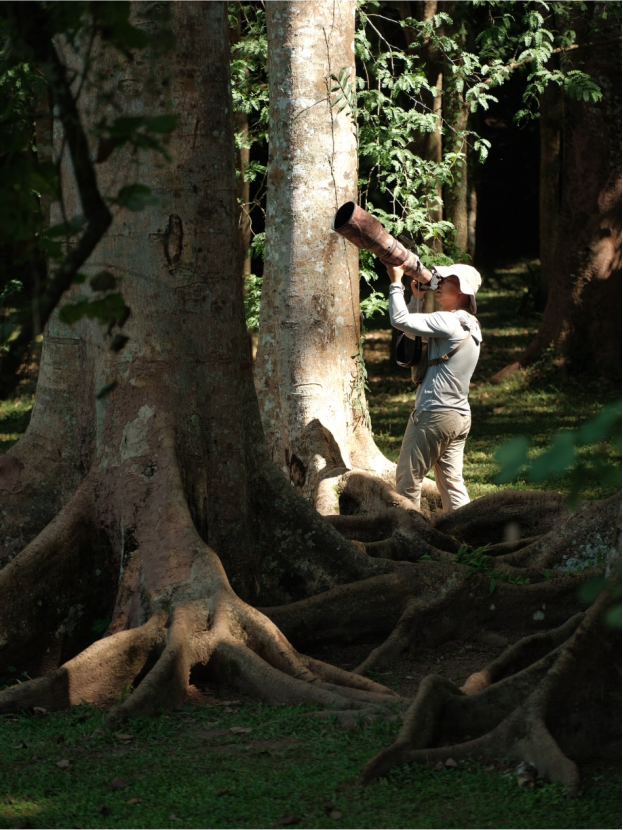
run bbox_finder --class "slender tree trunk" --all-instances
[255,0,394,512]
[400,1,443,257]
[539,80,562,302]
[442,5,470,256]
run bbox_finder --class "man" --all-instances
[386,262,482,512]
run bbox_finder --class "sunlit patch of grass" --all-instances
[0,394,33,453]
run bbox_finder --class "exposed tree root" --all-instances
[0,481,117,672]
[325,508,459,560]
[0,534,403,724]
[338,470,442,517]
[491,493,620,571]
[460,613,584,694]
[363,586,620,794]
[434,490,569,546]
[0,614,166,713]
[265,549,583,659]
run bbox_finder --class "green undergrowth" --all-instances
[1,703,620,830]
[0,394,32,454]
[365,261,621,502]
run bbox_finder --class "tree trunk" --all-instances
[400,1,443,256]
[538,78,562,301]
[491,10,621,382]
[0,1,397,694]
[255,1,395,513]
[442,6,470,256]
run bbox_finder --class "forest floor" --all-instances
[1,262,621,829]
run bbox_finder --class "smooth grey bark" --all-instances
[256,1,395,513]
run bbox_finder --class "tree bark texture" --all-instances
[255,1,394,510]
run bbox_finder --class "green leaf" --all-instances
[114,184,157,212]
[605,604,621,629]
[59,293,128,325]
[578,577,607,606]
[528,432,576,480]
[90,271,117,292]
[494,436,530,483]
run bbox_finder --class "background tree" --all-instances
[493,2,621,380]
[0,2,180,398]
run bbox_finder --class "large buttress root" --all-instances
[0,543,405,722]
[0,615,167,712]
[0,481,117,673]
[363,585,620,793]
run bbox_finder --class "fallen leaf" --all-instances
[216,700,242,707]
[275,816,301,826]
[56,759,71,769]
[434,761,444,771]
[15,742,28,749]
[97,805,112,816]
[50,735,65,745]
[444,758,458,768]
[110,776,129,789]
[229,726,252,734]
[126,797,142,805]
[32,706,47,715]
[114,732,133,741]
[170,813,180,821]
[329,810,343,819]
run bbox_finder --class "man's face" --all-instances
[435,275,463,310]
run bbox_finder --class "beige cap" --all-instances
[435,264,481,314]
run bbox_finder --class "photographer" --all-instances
[387,263,482,513]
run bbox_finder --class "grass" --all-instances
[0,394,32,454]
[1,703,620,829]
[364,261,621,502]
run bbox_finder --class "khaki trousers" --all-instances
[395,409,472,513]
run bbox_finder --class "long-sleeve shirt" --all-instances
[389,283,482,415]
